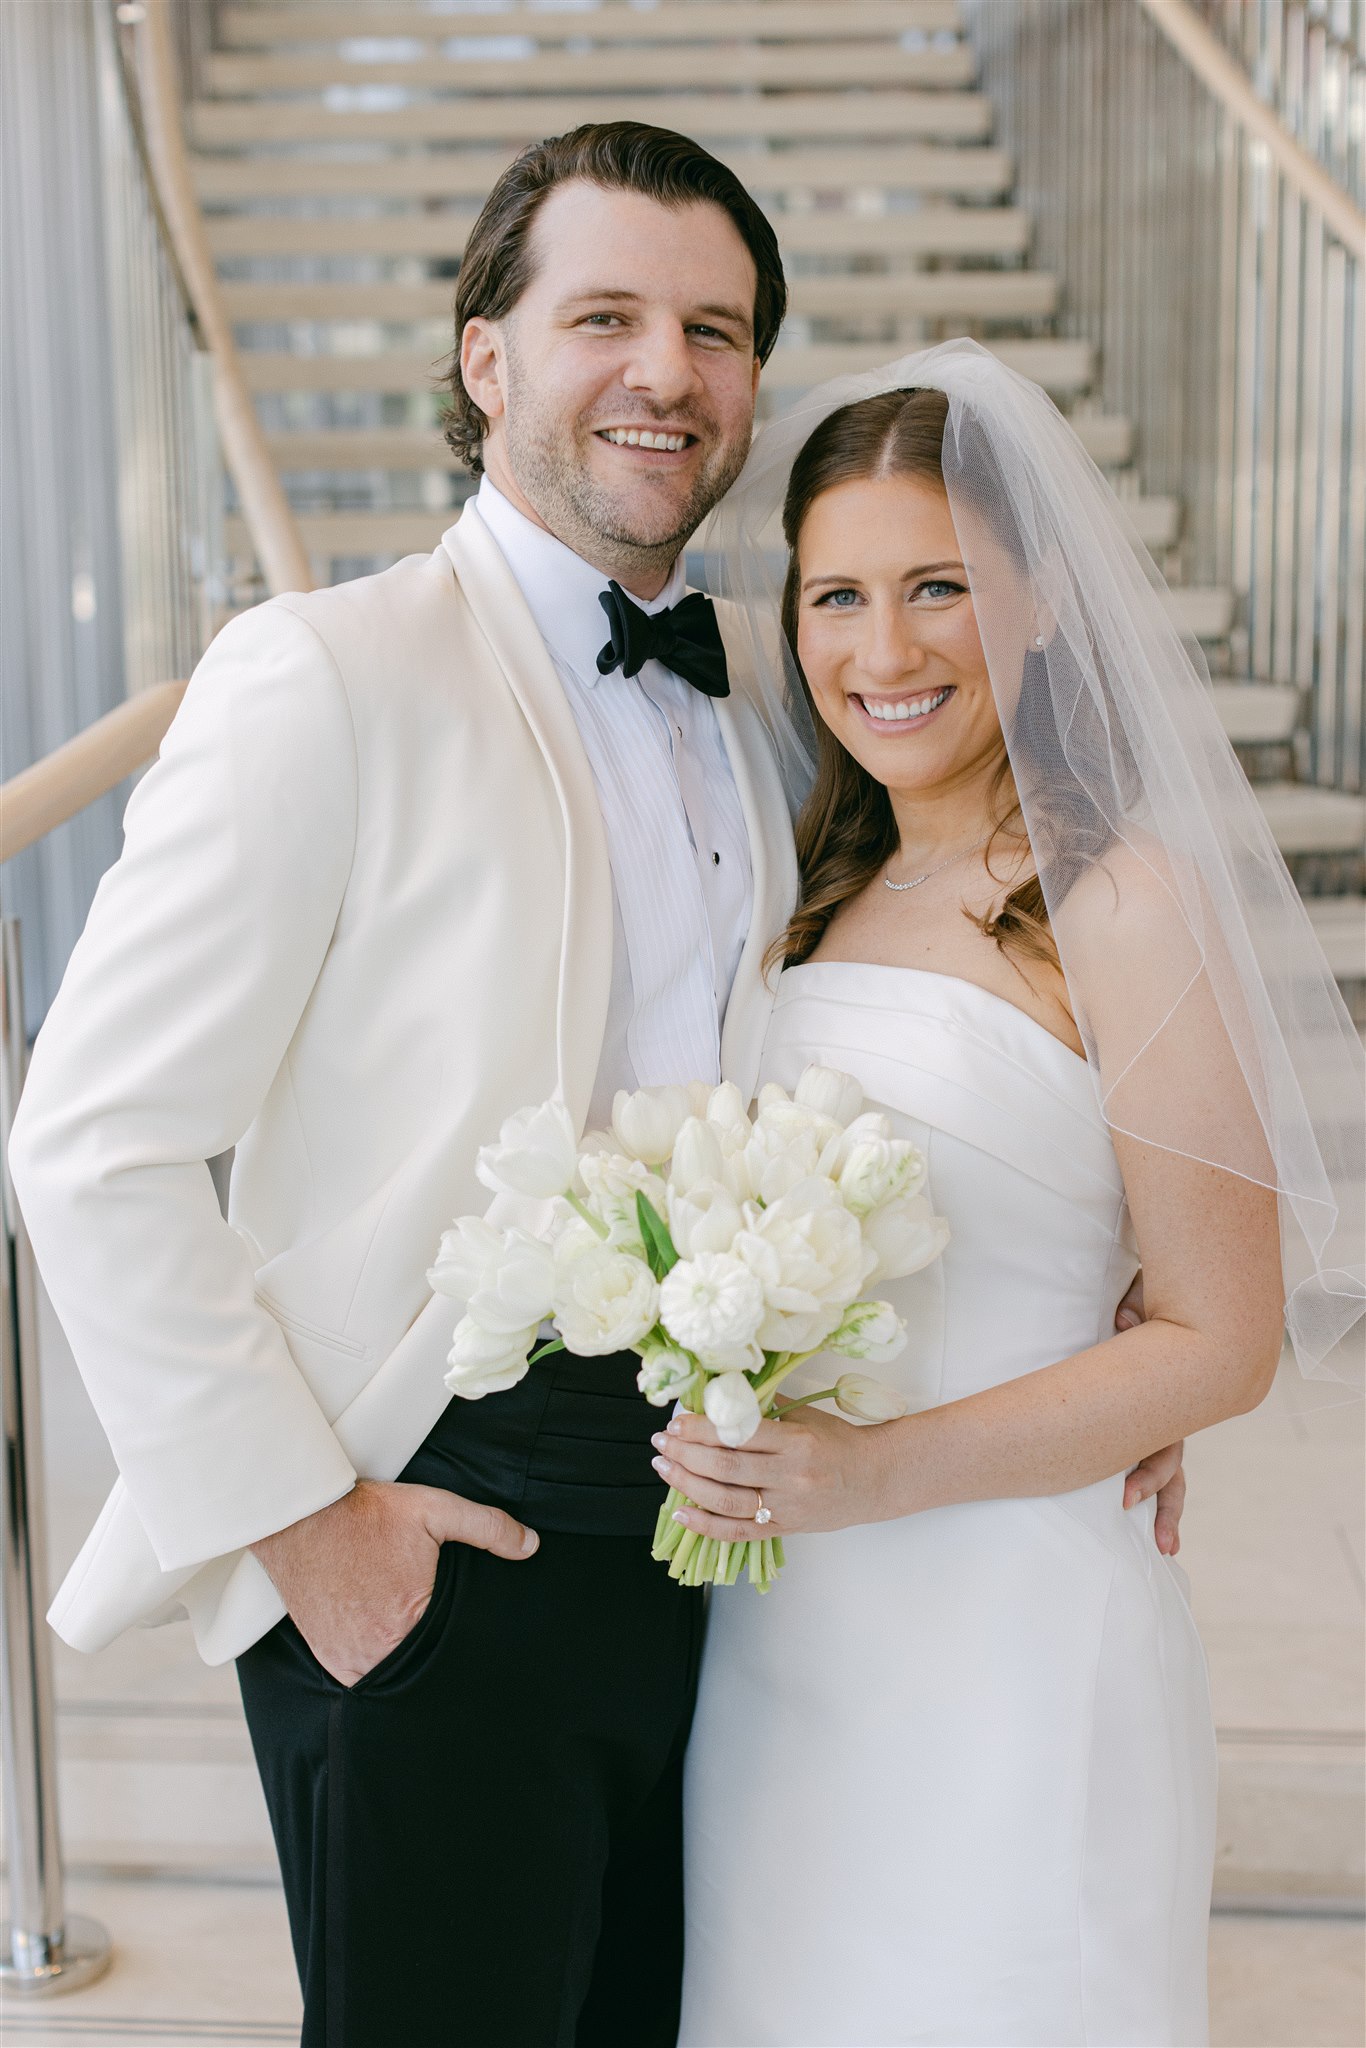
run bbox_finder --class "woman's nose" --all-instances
[857,612,928,687]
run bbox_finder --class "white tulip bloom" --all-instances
[705,1081,751,1138]
[550,1214,605,1268]
[636,1335,697,1408]
[464,1229,555,1338]
[794,1064,864,1126]
[837,1136,928,1216]
[736,1176,876,1353]
[703,1370,763,1448]
[861,1193,951,1283]
[552,1244,660,1356]
[686,1079,716,1118]
[666,1176,744,1259]
[756,1081,790,1112]
[476,1098,579,1200]
[668,1115,725,1195]
[832,1109,893,1161]
[660,1251,765,1360]
[742,1106,843,1206]
[443,1312,539,1399]
[579,1150,667,1207]
[834,1370,910,1421]
[611,1084,691,1166]
[828,1299,909,1365]
[427,1215,506,1302]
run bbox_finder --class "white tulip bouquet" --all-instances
[428,1066,949,1592]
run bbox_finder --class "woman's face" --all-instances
[794,472,1014,802]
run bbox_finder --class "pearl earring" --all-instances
[1033,634,1045,648]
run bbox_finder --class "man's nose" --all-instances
[620,318,704,407]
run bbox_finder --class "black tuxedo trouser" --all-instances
[237,1350,704,2048]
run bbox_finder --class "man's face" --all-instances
[462,181,764,593]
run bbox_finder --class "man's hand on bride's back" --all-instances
[250,1479,539,1686]
[1114,1271,1187,1556]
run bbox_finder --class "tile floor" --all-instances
[1,1290,1360,2047]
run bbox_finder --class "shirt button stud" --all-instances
[712,851,721,865]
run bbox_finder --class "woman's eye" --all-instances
[815,588,861,609]
[915,579,965,601]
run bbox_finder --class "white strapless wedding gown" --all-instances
[681,962,1217,2048]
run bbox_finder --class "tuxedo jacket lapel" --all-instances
[442,507,613,1133]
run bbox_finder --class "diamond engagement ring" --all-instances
[754,1493,772,1526]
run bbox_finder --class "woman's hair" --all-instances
[768,387,1098,978]
[441,122,787,472]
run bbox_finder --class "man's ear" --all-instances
[461,317,506,425]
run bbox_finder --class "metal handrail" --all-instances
[1136,0,1366,251]
[0,684,187,867]
[130,0,312,597]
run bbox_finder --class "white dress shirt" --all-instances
[475,480,753,1131]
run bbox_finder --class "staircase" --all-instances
[183,0,1364,996]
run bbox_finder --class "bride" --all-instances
[656,344,1364,2047]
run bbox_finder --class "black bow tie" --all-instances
[596,581,730,699]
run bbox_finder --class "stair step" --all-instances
[1254,783,1366,857]
[195,142,1015,203]
[1211,681,1303,745]
[1214,1737,1364,1907]
[206,44,977,95]
[190,89,995,149]
[1305,896,1366,980]
[51,1706,276,1879]
[1167,587,1236,640]
[259,411,1132,476]
[205,203,1032,263]
[218,4,966,49]
[227,510,447,559]
[223,270,1057,325]
[1125,495,1181,550]
[239,335,1097,398]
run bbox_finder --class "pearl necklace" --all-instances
[883,835,991,893]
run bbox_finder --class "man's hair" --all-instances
[442,121,787,473]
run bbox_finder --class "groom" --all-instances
[9,122,1185,2045]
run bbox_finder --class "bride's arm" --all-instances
[655,1136,1281,1540]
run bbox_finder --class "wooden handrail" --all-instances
[0,684,186,865]
[133,0,313,595]
[1136,0,1366,254]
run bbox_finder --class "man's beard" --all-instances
[500,351,752,570]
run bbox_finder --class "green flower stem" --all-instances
[753,1348,826,1409]
[565,1192,610,1239]
[774,1386,840,1414]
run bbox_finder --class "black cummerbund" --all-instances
[397,1348,668,1538]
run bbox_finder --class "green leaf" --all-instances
[635,1191,680,1279]
[528,1335,565,1366]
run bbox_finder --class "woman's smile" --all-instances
[851,683,956,734]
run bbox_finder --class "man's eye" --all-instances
[688,324,727,342]
[581,314,622,329]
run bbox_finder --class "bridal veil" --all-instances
[703,338,1363,1385]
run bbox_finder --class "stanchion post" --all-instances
[0,916,111,1993]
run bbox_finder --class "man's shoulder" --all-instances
[266,539,464,662]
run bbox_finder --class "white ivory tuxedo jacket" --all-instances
[9,506,797,1665]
